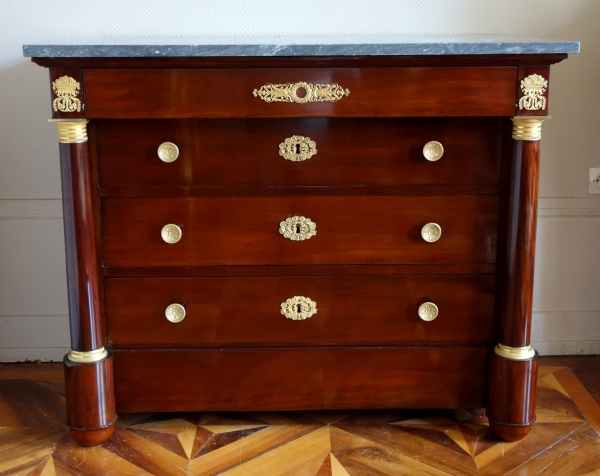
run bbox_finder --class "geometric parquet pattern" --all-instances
[1,362,599,475]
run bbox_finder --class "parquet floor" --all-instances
[0,358,599,475]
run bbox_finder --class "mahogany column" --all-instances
[51,119,116,446]
[487,117,547,441]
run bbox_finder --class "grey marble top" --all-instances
[23,35,579,57]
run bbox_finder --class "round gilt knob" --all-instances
[161,224,182,244]
[418,302,438,321]
[165,303,186,323]
[423,141,444,161]
[157,142,179,163]
[421,223,442,243]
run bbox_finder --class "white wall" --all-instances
[0,0,598,360]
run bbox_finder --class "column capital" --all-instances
[511,116,550,141]
[48,119,89,144]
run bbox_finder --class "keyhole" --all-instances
[295,143,301,155]
[296,304,302,313]
[296,223,301,234]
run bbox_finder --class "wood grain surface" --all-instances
[105,274,495,348]
[102,263,496,278]
[59,141,104,352]
[97,183,502,198]
[96,117,503,188]
[84,66,517,118]
[101,195,499,266]
[498,139,541,347]
[111,347,489,412]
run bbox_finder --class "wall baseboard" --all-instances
[0,348,69,362]
[532,341,600,356]
[531,311,600,356]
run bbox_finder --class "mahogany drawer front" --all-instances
[105,275,495,348]
[96,117,503,188]
[84,66,516,118]
[113,347,488,412]
[101,195,499,266]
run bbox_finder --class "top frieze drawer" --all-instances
[83,66,517,118]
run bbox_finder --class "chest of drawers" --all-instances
[25,37,578,446]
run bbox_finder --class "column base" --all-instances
[69,421,117,447]
[486,350,538,442]
[488,418,535,442]
[64,353,116,446]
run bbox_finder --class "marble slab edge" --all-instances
[23,41,580,58]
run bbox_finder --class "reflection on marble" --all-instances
[23,35,580,57]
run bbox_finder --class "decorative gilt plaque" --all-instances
[253,81,350,103]
[279,135,317,162]
[518,74,548,111]
[279,216,317,241]
[281,296,317,320]
[52,76,82,113]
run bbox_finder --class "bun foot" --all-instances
[69,421,116,446]
[489,419,533,442]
